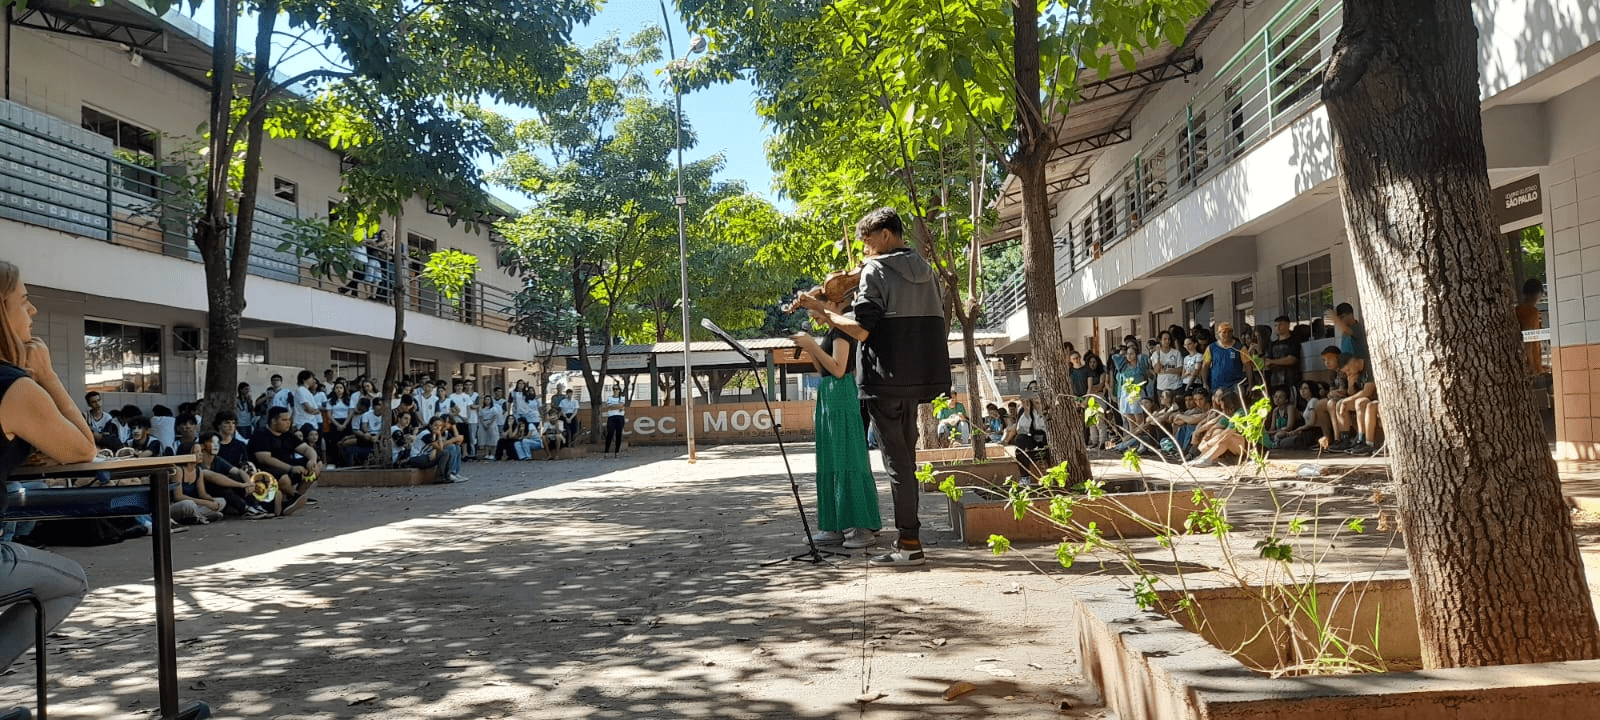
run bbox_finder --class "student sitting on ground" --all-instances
[124,416,163,457]
[247,407,320,516]
[344,398,384,466]
[212,411,251,468]
[540,408,565,459]
[496,417,528,461]
[1185,393,1251,467]
[192,431,267,517]
[410,415,467,482]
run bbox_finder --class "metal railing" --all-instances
[980,264,1028,330]
[0,99,517,333]
[1058,0,1342,274]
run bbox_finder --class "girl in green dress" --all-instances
[791,296,882,550]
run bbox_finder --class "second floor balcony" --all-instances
[0,97,519,334]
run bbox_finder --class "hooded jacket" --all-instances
[849,247,952,402]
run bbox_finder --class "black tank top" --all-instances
[0,363,38,512]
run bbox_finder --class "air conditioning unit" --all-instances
[173,326,204,355]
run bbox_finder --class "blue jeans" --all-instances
[0,543,87,667]
[410,445,461,476]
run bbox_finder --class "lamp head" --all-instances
[688,35,707,55]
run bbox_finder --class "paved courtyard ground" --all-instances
[0,444,1118,719]
[4,443,1597,719]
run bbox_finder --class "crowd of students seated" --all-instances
[1072,303,1379,465]
[944,303,1378,469]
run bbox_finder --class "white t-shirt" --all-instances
[354,410,383,436]
[149,415,177,453]
[417,395,439,423]
[604,395,625,418]
[326,397,352,421]
[293,386,322,429]
[272,386,294,413]
[1154,348,1183,391]
[478,403,504,431]
[1182,353,1204,385]
[559,396,579,416]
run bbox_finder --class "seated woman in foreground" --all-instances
[0,259,96,668]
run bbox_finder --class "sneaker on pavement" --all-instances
[811,530,845,545]
[842,528,877,549]
[448,473,470,483]
[869,543,925,567]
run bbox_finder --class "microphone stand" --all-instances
[700,318,844,565]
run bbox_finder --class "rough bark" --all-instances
[1324,0,1600,667]
[1008,0,1091,483]
[195,0,240,425]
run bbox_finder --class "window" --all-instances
[330,349,369,381]
[1273,7,1323,115]
[1141,149,1168,210]
[1183,294,1214,331]
[407,233,439,315]
[1233,277,1256,336]
[1150,308,1176,338]
[479,367,507,394]
[273,178,298,205]
[1280,254,1334,323]
[81,107,158,198]
[84,318,162,393]
[237,337,268,365]
[408,358,438,382]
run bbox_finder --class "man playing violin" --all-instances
[794,207,950,568]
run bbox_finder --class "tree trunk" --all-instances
[376,213,407,465]
[1324,0,1600,667]
[1009,0,1091,483]
[195,0,240,425]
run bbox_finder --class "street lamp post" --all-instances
[662,4,705,462]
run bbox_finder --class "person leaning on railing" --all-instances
[0,259,95,668]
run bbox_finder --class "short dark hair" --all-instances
[1335,302,1355,317]
[176,415,196,428]
[152,404,173,417]
[213,410,238,427]
[856,207,904,239]
[128,416,152,430]
[1523,278,1544,296]
[197,431,221,445]
[85,391,100,403]
[297,370,315,385]
[1274,315,1292,323]
[267,406,291,423]
[270,374,283,382]
[1321,345,1341,356]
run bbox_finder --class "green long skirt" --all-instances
[814,373,882,532]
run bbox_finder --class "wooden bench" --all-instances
[5,455,211,720]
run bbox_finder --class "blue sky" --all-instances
[565,0,779,206]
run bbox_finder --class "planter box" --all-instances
[946,484,1204,546]
[917,445,1022,492]
[1072,576,1600,720]
[319,465,438,487]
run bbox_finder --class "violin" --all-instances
[782,267,862,313]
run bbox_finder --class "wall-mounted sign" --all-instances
[623,400,817,444]
[1493,174,1542,227]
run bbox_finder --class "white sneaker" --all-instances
[811,530,845,545]
[842,528,877,549]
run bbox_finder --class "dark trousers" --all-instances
[604,415,625,453]
[864,396,921,543]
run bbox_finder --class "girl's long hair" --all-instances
[0,260,25,365]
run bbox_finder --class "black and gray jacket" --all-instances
[849,247,952,402]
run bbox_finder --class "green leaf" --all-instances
[987,534,1012,555]
[1345,517,1366,534]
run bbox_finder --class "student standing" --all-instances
[791,294,882,550]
